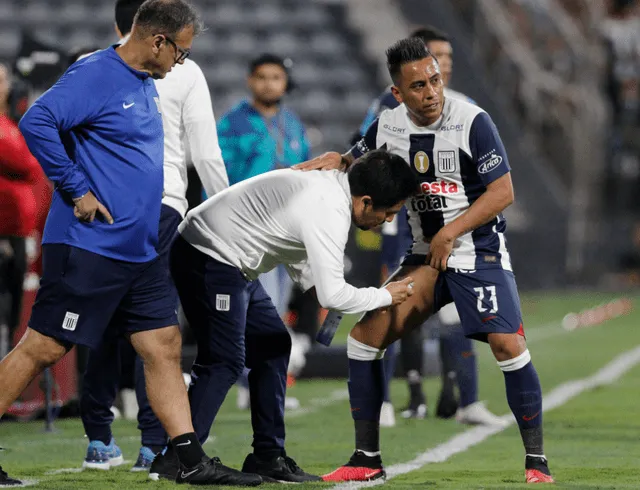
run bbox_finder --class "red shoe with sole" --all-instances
[322,451,385,482]
[525,455,554,483]
[526,468,555,483]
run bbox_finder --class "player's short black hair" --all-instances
[133,0,203,39]
[115,0,145,36]
[386,37,433,85]
[410,25,450,45]
[348,150,418,209]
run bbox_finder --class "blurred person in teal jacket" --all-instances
[217,54,310,187]
[215,54,311,410]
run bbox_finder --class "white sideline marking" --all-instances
[287,389,349,419]
[8,390,347,449]
[329,344,640,489]
[44,468,84,475]
[45,460,132,475]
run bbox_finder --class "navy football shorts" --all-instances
[403,254,524,342]
[28,204,181,349]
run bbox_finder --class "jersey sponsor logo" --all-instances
[420,180,459,195]
[411,194,448,213]
[478,153,503,174]
[383,123,406,134]
[412,180,459,213]
[414,151,429,174]
[440,123,464,132]
[62,311,79,331]
[437,151,456,173]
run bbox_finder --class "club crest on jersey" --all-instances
[437,151,456,174]
[414,151,429,174]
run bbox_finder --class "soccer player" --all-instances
[297,38,554,484]
[0,1,260,486]
[78,0,229,473]
[361,26,502,427]
[149,150,418,483]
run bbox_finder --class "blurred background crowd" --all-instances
[0,0,638,418]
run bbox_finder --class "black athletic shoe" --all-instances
[148,450,179,481]
[0,466,21,486]
[242,453,321,483]
[435,387,459,419]
[176,457,262,486]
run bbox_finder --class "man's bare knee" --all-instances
[18,328,69,368]
[488,332,527,362]
[130,326,182,365]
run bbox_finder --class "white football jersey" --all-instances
[352,97,512,271]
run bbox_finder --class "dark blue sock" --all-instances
[503,360,544,455]
[441,327,478,408]
[382,343,397,403]
[349,358,384,452]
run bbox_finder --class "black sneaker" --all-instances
[176,457,262,486]
[242,453,321,483]
[0,465,21,486]
[435,382,459,419]
[149,450,179,481]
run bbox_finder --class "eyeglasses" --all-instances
[163,35,190,63]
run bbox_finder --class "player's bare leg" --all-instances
[0,328,69,415]
[323,264,438,482]
[129,326,218,474]
[488,332,554,484]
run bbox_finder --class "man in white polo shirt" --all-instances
[149,150,417,483]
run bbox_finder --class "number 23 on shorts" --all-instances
[474,285,498,313]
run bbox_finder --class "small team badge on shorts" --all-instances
[216,294,230,312]
[62,312,79,331]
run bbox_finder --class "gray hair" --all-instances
[133,0,204,38]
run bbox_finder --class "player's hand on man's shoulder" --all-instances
[384,276,415,305]
[293,151,347,172]
[73,191,114,225]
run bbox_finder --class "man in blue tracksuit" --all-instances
[0,1,261,486]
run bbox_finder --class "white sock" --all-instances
[358,450,381,457]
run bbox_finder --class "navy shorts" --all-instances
[29,204,182,349]
[435,267,523,342]
[403,255,524,342]
[170,236,289,369]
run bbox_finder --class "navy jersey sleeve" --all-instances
[469,112,511,186]
[349,118,379,159]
